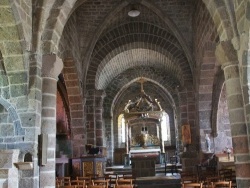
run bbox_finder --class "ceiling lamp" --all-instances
[128,8,140,17]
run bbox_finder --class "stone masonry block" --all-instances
[0,25,19,41]
[10,84,27,97]
[0,124,14,137]
[19,113,38,128]
[0,0,10,5]
[0,113,8,123]
[15,96,29,110]
[42,108,55,118]
[3,41,22,55]
[42,95,56,107]
[4,56,25,72]
[9,72,27,84]
[0,149,19,168]
[42,78,57,94]
[41,119,56,134]
[39,171,55,187]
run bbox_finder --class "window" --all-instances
[161,113,170,142]
[121,116,125,143]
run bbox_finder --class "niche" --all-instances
[14,152,33,170]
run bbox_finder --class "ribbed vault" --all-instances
[96,48,184,90]
[89,21,192,90]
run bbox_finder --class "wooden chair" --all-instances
[77,176,91,186]
[87,173,99,179]
[204,176,220,188]
[114,185,134,188]
[56,178,62,187]
[116,179,133,185]
[70,180,86,188]
[231,170,237,188]
[92,179,109,188]
[89,185,107,188]
[60,186,77,188]
[182,182,203,188]
[211,181,231,188]
[181,172,198,184]
[105,173,117,188]
[58,177,71,186]
[219,169,232,181]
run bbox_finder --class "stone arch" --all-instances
[0,97,24,136]
[104,68,179,116]
[214,82,232,153]
[62,58,85,157]
[211,68,225,136]
[108,76,180,162]
[9,0,32,51]
[36,0,77,54]
[197,42,219,152]
[202,0,234,41]
[0,1,27,81]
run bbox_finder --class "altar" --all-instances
[131,155,157,177]
[130,147,161,163]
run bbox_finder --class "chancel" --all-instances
[122,78,169,167]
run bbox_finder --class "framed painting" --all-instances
[182,124,191,145]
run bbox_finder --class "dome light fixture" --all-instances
[128,8,140,17]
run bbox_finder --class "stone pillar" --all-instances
[216,41,250,187]
[104,116,113,160]
[40,54,63,188]
[86,89,106,147]
[95,90,106,147]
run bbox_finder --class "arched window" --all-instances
[161,113,170,143]
[117,114,126,147]
[121,116,125,143]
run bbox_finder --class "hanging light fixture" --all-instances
[128,4,140,17]
[128,9,140,17]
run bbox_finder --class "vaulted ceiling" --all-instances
[66,0,196,117]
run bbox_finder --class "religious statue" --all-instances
[205,134,211,152]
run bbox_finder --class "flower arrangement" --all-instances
[223,147,233,160]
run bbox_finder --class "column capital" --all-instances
[215,40,238,68]
[95,89,106,98]
[42,54,63,79]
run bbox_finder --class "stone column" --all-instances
[40,54,63,188]
[86,89,105,147]
[95,90,106,147]
[216,41,250,187]
[125,121,129,154]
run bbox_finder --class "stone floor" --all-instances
[106,164,182,188]
[135,173,181,188]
